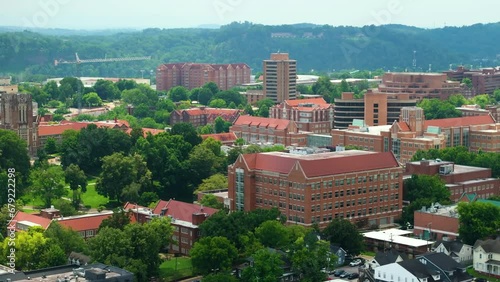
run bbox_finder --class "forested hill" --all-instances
[1,22,500,80]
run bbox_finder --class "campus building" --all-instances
[227,150,403,228]
[444,66,500,96]
[156,62,251,91]
[413,203,460,241]
[0,93,39,155]
[270,98,334,133]
[169,107,241,127]
[333,90,417,129]
[230,115,308,146]
[378,72,462,100]
[263,53,297,103]
[405,159,500,202]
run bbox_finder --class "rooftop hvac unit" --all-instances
[439,164,453,175]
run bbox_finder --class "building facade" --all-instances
[473,238,500,278]
[333,91,417,129]
[230,115,307,146]
[270,98,334,133]
[444,66,500,96]
[263,53,297,103]
[378,72,462,100]
[405,159,500,202]
[156,62,251,91]
[227,150,403,228]
[0,93,39,155]
[170,107,241,127]
[413,204,460,241]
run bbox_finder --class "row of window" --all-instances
[452,184,496,195]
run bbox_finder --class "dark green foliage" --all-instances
[321,218,364,255]
[457,202,500,245]
[418,98,462,120]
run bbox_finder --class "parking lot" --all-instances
[327,265,363,280]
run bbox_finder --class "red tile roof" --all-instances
[285,98,329,106]
[397,122,411,132]
[424,115,495,129]
[241,151,399,178]
[57,212,113,232]
[11,211,52,230]
[39,120,131,137]
[178,107,241,117]
[125,127,164,137]
[153,199,218,223]
[233,115,292,130]
[201,132,237,143]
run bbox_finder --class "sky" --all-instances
[1,0,499,30]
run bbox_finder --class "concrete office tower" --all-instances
[0,93,39,155]
[263,53,297,103]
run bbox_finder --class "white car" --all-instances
[349,259,363,266]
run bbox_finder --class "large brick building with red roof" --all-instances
[230,115,308,146]
[228,150,403,228]
[156,62,251,92]
[270,98,334,133]
[201,132,238,145]
[170,107,241,127]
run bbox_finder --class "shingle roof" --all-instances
[39,120,130,136]
[152,199,218,223]
[241,150,400,178]
[474,239,500,253]
[424,115,495,129]
[433,240,465,254]
[201,132,237,143]
[374,249,407,266]
[398,260,437,279]
[420,252,463,271]
[233,115,292,130]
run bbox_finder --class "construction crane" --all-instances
[54,53,151,114]
[54,53,151,66]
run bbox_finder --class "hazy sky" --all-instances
[1,0,499,30]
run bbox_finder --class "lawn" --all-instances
[361,250,376,257]
[74,182,109,208]
[467,267,500,282]
[159,257,194,282]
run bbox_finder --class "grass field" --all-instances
[467,267,500,282]
[159,257,193,281]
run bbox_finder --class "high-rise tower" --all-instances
[263,53,297,103]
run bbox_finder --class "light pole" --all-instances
[426,222,432,251]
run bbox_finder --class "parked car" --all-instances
[349,259,363,266]
[348,273,360,279]
[333,269,345,277]
[340,272,351,278]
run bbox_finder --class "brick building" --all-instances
[263,53,297,103]
[201,132,238,145]
[156,62,251,91]
[169,107,241,127]
[227,150,403,228]
[333,91,417,129]
[444,66,500,96]
[378,72,462,100]
[0,93,39,155]
[405,159,500,202]
[270,98,334,133]
[230,115,307,146]
[413,204,460,241]
[332,107,499,164]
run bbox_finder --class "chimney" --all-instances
[192,213,206,226]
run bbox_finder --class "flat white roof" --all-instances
[363,228,433,248]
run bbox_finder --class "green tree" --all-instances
[322,218,364,255]
[199,194,224,209]
[190,236,238,275]
[96,153,152,202]
[469,94,493,109]
[209,98,227,108]
[31,165,66,207]
[290,236,334,282]
[82,92,103,107]
[214,116,226,133]
[53,199,78,216]
[244,104,254,115]
[241,248,284,282]
[462,77,472,88]
[203,82,220,95]
[94,79,120,100]
[44,137,58,154]
[99,208,131,230]
[44,221,88,255]
[418,98,462,120]
[255,220,290,249]
[195,173,228,194]
[186,145,222,189]
[448,94,468,107]
[0,129,31,205]
[214,90,246,106]
[43,80,61,101]
[203,273,238,282]
[64,164,87,206]
[170,122,202,147]
[258,105,270,117]
[457,202,500,245]
[494,89,500,102]
[169,86,189,102]
[198,87,214,105]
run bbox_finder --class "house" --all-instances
[153,199,218,255]
[169,107,241,127]
[374,252,473,282]
[330,245,347,266]
[369,249,407,269]
[473,238,500,277]
[433,240,473,264]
